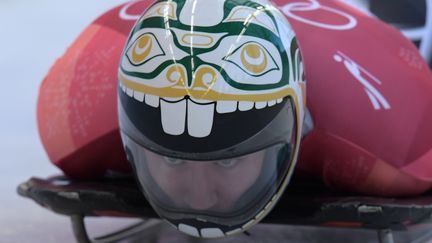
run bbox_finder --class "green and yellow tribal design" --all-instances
[119,0,305,138]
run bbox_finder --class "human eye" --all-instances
[163,156,185,166]
[216,158,239,168]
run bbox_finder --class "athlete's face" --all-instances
[145,149,265,212]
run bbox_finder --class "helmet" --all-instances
[118,0,305,237]
[342,0,432,66]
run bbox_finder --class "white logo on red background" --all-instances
[280,0,357,30]
[334,51,391,110]
[119,1,143,21]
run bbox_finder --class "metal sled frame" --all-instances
[18,176,432,243]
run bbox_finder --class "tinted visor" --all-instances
[120,93,298,229]
[123,133,295,227]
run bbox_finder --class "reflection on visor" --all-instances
[123,133,294,227]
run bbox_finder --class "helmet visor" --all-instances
[122,133,295,228]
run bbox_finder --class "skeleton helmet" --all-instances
[118,0,305,238]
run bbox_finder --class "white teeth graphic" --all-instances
[216,101,237,113]
[123,88,284,137]
[160,99,186,135]
[133,91,145,102]
[178,224,199,237]
[238,101,254,111]
[239,101,254,111]
[201,228,225,238]
[187,100,215,138]
[145,94,159,108]
[255,101,267,109]
[126,88,134,97]
[268,100,276,107]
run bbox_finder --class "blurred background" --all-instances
[0,0,431,242]
[0,1,128,242]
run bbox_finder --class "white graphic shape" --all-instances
[178,224,200,237]
[334,52,390,110]
[126,88,134,97]
[180,0,225,26]
[172,28,226,49]
[145,94,160,108]
[224,6,278,34]
[161,99,187,135]
[187,100,215,138]
[281,0,357,30]
[140,2,178,21]
[216,101,237,113]
[133,91,145,102]
[238,101,254,111]
[119,1,142,21]
[268,100,276,106]
[255,101,267,109]
[201,228,225,238]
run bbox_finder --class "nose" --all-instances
[183,163,218,211]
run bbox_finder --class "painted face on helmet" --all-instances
[119,0,305,238]
[119,0,305,138]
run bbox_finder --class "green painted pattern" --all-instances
[125,32,166,67]
[121,0,298,92]
[224,41,280,77]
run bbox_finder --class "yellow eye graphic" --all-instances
[225,42,279,76]
[241,44,268,74]
[126,33,165,66]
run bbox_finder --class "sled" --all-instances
[17,175,432,243]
